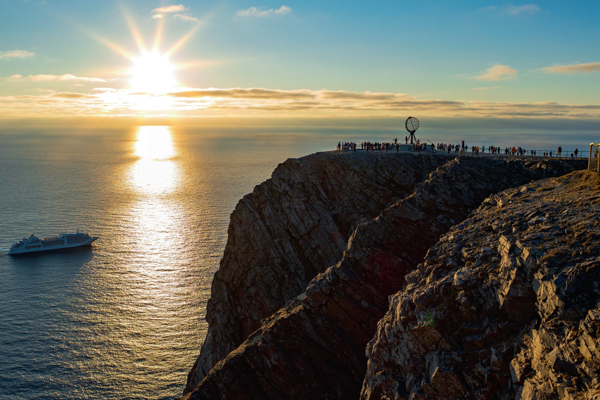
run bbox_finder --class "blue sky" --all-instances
[1,0,599,120]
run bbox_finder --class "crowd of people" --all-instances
[337,141,581,159]
[337,138,435,153]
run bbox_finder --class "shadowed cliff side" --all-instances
[186,152,454,390]
[184,156,585,399]
[362,170,600,400]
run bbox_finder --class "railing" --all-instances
[589,143,600,172]
[460,150,589,158]
[338,144,592,159]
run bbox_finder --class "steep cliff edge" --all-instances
[186,152,453,390]
[362,170,600,400]
[184,153,585,399]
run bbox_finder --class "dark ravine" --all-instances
[182,151,589,399]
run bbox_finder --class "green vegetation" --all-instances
[422,311,438,328]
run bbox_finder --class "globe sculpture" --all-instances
[405,116,420,144]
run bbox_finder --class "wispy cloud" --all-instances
[320,91,401,101]
[51,92,97,99]
[480,4,540,16]
[170,88,314,99]
[473,65,517,81]
[472,86,501,90]
[237,5,292,17]
[2,87,600,119]
[540,62,600,74]
[152,4,199,23]
[5,74,106,82]
[174,14,199,22]
[0,50,35,60]
[152,4,186,13]
[506,4,540,15]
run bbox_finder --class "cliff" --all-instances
[186,152,453,390]
[182,151,589,399]
[362,170,600,399]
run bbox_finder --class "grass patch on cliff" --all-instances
[422,311,438,328]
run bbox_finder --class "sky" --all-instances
[1,0,600,124]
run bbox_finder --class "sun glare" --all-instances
[129,50,177,95]
[91,9,202,112]
[131,126,179,194]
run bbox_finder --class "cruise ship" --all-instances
[8,231,98,255]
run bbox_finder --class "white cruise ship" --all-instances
[8,231,98,255]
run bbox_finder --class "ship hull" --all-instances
[8,236,98,256]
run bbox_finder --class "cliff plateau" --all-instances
[183,151,589,399]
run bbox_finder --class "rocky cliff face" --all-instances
[186,152,453,390]
[183,152,587,400]
[362,170,600,400]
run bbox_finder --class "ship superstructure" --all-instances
[9,231,98,255]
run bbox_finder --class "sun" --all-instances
[90,9,203,112]
[129,49,177,95]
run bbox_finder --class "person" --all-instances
[396,143,399,152]
[558,146,562,157]
[337,142,341,151]
[405,136,408,144]
[575,148,579,158]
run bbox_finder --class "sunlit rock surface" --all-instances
[183,152,587,399]
[362,170,600,400]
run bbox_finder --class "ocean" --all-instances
[0,126,330,400]
[0,124,595,399]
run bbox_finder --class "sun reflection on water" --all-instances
[117,126,198,392]
[131,126,179,194]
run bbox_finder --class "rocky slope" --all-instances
[183,152,586,399]
[186,152,453,390]
[362,170,600,400]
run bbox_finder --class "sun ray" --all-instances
[94,36,136,60]
[175,60,221,70]
[165,23,202,58]
[153,17,164,51]
[119,5,147,52]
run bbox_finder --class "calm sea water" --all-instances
[0,125,595,399]
[0,126,330,400]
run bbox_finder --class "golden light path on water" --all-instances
[131,126,178,193]
[96,126,202,397]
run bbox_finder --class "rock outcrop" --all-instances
[362,170,600,399]
[183,152,586,400]
[186,152,454,390]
